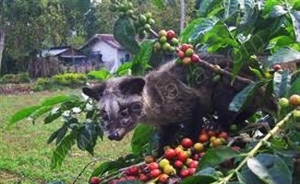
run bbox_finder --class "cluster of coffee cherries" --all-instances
[134,12,156,39]
[264,64,284,79]
[89,128,231,184]
[153,29,179,53]
[176,44,201,65]
[198,129,228,148]
[153,30,201,65]
[279,94,300,121]
[279,94,300,108]
[109,137,205,184]
[109,0,134,18]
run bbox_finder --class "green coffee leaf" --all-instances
[269,5,288,18]
[77,122,98,155]
[267,47,300,67]
[30,106,53,122]
[223,0,239,20]
[47,125,68,145]
[114,17,140,54]
[131,40,154,75]
[197,146,240,170]
[239,0,256,30]
[41,95,80,106]
[181,175,217,184]
[288,77,300,96]
[9,105,41,125]
[91,155,140,178]
[239,166,264,184]
[180,17,219,44]
[44,111,63,124]
[51,133,76,169]
[289,10,300,42]
[247,154,292,184]
[229,81,268,112]
[131,124,155,155]
[197,0,223,17]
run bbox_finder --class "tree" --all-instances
[60,0,91,38]
[1,0,70,74]
[0,0,7,72]
[180,0,186,32]
[0,0,95,74]
[0,29,5,71]
[84,0,117,37]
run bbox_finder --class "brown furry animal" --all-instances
[82,59,278,148]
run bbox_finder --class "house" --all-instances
[79,34,132,73]
[40,46,87,65]
[39,46,90,73]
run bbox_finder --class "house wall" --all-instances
[91,41,118,71]
[109,50,131,73]
[91,41,131,73]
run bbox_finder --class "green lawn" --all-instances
[0,90,132,184]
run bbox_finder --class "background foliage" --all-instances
[0,0,195,75]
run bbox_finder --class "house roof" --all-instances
[41,46,69,57]
[41,46,86,58]
[79,34,124,50]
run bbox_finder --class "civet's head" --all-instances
[82,77,145,141]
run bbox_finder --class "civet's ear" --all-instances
[82,83,106,101]
[119,77,145,95]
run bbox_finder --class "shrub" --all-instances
[52,73,87,88]
[0,73,30,84]
[18,73,31,83]
[33,78,53,92]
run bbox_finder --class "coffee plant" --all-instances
[9,0,300,183]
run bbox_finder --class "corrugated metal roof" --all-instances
[79,34,124,50]
[41,48,69,57]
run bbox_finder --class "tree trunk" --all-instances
[0,30,5,71]
[179,0,185,33]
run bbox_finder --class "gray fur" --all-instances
[82,60,278,141]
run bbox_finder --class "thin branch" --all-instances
[149,28,159,38]
[198,59,254,84]
[72,158,102,184]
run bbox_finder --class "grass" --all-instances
[0,89,132,184]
